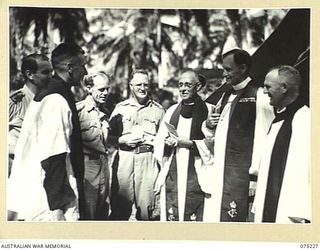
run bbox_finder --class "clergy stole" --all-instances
[164,96,208,221]
[220,83,258,222]
[262,100,303,222]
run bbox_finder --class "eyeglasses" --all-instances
[178,82,198,89]
[131,83,150,88]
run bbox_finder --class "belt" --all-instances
[84,154,101,160]
[119,144,154,154]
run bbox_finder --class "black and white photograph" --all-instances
[3,2,319,245]
[6,6,311,224]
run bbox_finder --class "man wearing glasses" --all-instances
[153,69,215,222]
[108,69,165,220]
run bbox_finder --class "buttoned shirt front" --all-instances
[109,97,165,143]
[77,95,109,156]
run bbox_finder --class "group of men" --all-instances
[7,43,310,223]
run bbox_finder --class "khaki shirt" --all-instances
[9,85,35,155]
[109,97,165,144]
[77,95,109,156]
[9,85,35,122]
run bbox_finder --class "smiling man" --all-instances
[253,65,311,223]
[8,54,53,177]
[108,69,165,220]
[76,71,112,220]
[153,69,215,222]
[204,49,274,222]
[8,43,88,221]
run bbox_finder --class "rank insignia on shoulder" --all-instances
[10,90,25,103]
[227,200,238,218]
[76,102,85,112]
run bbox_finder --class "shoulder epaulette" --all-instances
[152,100,165,110]
[9,89,25,103]
[116,99,131,107]
[76,101,85,112]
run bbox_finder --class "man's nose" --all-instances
[263,86,268,94]
[222,70,228,77]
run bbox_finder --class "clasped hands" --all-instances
[164,133,194,149]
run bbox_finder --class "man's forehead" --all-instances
[131,73,149,84]
[94,75,110,86]
[179,71,197,82]
[266,69,279,79]
[222,54,235,65]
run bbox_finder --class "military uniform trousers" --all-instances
[111,149,158,220]
[83,154,110,220]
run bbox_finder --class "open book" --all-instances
[164,122,179,138]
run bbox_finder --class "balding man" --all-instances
[253,65,311,223]
[154,69,215,222]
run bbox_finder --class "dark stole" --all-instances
[164,95,208,221]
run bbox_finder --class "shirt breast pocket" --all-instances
[122,116,133,134]
[143,118,159,136]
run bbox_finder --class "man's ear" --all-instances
[282,82,288,94]
[85,85,92,94]
[240,64,248,74]
[196,81,203,92]
[25,70,34,81]
[67,63,73,75]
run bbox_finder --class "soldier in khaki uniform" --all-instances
[108,69,165,221]
[9,54,52,176]
[77,71,111,220]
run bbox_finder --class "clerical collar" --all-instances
[276,107,286,114]
[181,95,200,118]
[232,77,251,91]
[273,99,304,123]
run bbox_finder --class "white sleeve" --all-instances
[37,94,73,161]
[249,88,275,176]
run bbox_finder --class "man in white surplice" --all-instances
[203,49,274,222]
[154,69,215,222]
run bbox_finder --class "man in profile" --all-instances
[8,54,53,176]
[204,49,274,222]
[254,65,311,223]
[8,43,88,221]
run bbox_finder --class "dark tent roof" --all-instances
[206,9,310,105]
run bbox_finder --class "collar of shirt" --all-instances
[127,97,153,108]
[232,76,251,91]
[276,107,286,113]
[84,95,98,112]
[23,84,35,100]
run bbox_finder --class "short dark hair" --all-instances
[84,71,112,87]
[51,43,84,69]
[129,69,149,82]
[223,49,252,70]
[21,53,49,76]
